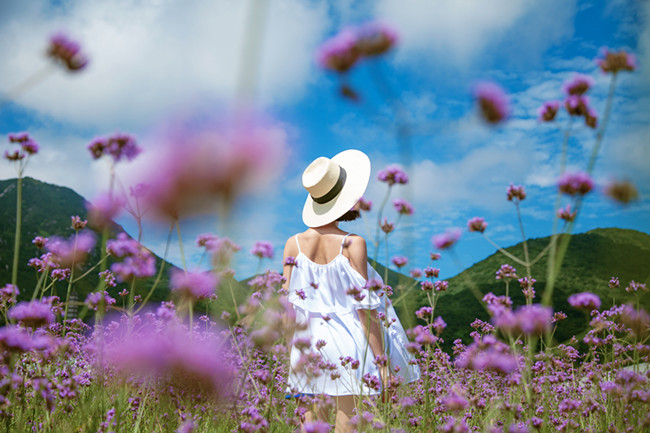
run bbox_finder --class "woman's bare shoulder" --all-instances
[344,233,367,253]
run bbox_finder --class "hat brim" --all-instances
[302,149,371,227]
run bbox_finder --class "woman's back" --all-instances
[287,231,380,314]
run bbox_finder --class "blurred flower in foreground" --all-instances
[596,48,636,74]
[106,233,156,282]
[88,133,141,163]
[558,172,593,195]
[604,179,638,204]
[432,228,461,250]
[251,241,274,259]
[567,292,601,311]
[378,165,408,186]
[317,28,360,73]
[47,33,88,72]
[170,269,218,302]
[493,304,553,336]
[355,21,398,57]
[46,231,96,268]
[357,197,372,211]
[473,82,509,124]
[8,300,55,329]
[139,113,287,219]
[87,193,124,230]
[104,321,234,401]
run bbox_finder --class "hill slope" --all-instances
[0,177,175,307]
[377,228,650,350]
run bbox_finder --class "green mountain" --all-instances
[0,177,175,311]
[379,228,650,351]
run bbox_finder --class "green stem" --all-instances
[373,187,392,262]
[63,233,79,324]
[11,176,22,286]
[175,219,188,272]
[134,221,174,315]
[515,201,532,282]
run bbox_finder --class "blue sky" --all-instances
[1,0,649,282]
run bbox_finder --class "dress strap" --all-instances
[294,234,302,254]
[340,233,351,254]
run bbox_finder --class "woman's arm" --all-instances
[281,236,298,344]
[347,236,387,382]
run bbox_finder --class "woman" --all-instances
[282,150,419,432]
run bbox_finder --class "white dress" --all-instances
[287,233,420,396]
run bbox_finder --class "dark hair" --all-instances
[337,210,361,222]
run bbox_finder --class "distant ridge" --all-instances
[0,177,175,306]
[379,227,650,350]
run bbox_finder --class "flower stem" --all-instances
[11,176,22,286]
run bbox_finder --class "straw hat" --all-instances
[302,149,371,227]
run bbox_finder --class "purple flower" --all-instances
[430,252,441,261]
[415,306,432,319]
[391,256,408,268]
[409,268,422,278]
[3,149,24,161]
[567,292,601,311]
[609,276,620,289]
[251,241,274,259]
[495,264,517,280]
[467,217,487,233]
[139,114,287,219]
[170,269,218,301]
[558,172,594,195]
[47,33,88,72]
[474,82,510,124]
[303,420,332,433]
[107,233,156,281]
[432,228,461,250]
[85,291,116,313]
[316,28,360,73]
[565,94,591,117]
[378,165,408,186]
[355,21,398,56]
[442,387,468,412]
[70,215,87,230]
[507,183,526,201]
[493,304,553,336]
[393,198,414,215]
[420,281,434,292]
[104,321,234,401]
[0,284,20,305]
[87,193,123,230]
[357,197,372,211]
[0,326,34,353]
[434,281,448,292]
[432,316,447,335]
[597,48,636,74]
[46,231,96,268]
[538,101,560,122]
[557,204,576,222]
[563,74,594,96]
[32,236,48,249]
[424,267,440,278]
[8,300,55,329]
[283,256,298,267]
[625,280,647,293]
[378,218,394,235]
[87,133,141,163]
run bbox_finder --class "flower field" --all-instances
[2,11,649,433]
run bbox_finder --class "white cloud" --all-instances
[374,0,577,69]
[0,0,330,129]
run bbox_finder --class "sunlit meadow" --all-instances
[1,16,649,433]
